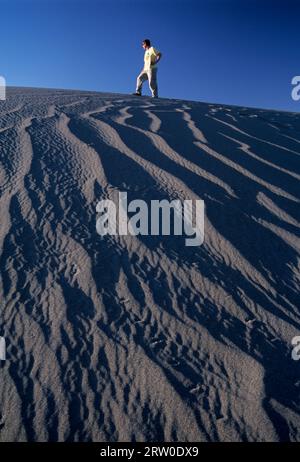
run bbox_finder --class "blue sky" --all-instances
[1,0,300,111]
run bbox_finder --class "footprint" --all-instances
[0,414,5,429]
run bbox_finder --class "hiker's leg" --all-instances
[148,68,158,97]
[136,70,148,94]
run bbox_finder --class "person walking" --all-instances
[133,39,162,98]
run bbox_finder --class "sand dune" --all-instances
[0,87,299,441]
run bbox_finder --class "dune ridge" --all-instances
[0,87,299,441]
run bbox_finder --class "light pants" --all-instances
[136,67,158,97]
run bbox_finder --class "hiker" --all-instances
[133,39,162,98]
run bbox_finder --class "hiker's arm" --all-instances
[155,52,162,63]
